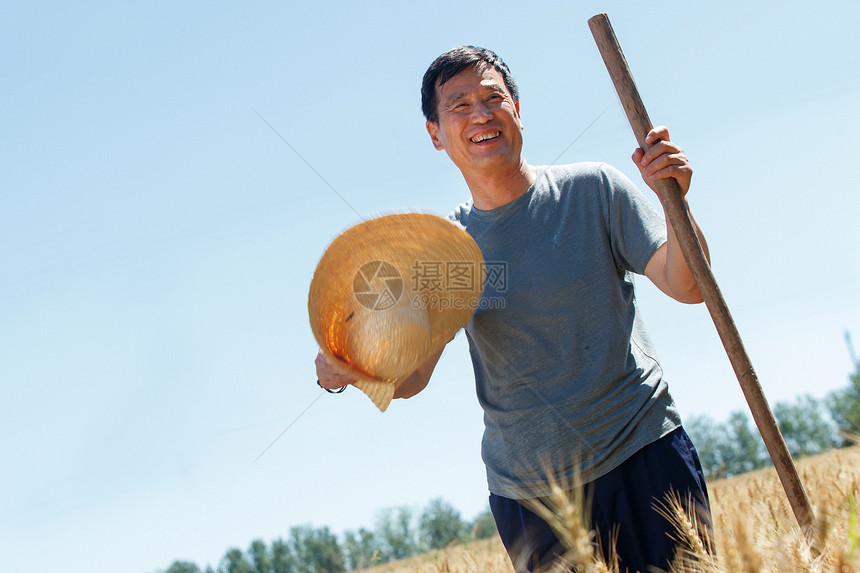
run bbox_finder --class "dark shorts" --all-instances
[489,427,712,573]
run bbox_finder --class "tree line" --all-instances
[161,344,860,573]
[161,497,497,573]
[685,349,860,480]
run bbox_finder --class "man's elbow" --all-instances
[393,371,432,399]
[673,284,704,305]
[393,347,443,399]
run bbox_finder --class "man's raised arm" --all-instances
[634,125,711,304]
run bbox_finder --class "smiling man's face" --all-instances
[426,63,524,177]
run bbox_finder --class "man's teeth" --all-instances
[471,132,500,143]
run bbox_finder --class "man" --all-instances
[317,46,712,572]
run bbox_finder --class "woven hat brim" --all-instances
[353,380,396,412]
[308,213,484,411]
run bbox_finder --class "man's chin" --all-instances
[460,149,518,170]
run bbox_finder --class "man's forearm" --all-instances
[663,199,710,303]
[393,347,444,399]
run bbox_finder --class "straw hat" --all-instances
[308,213,485,411]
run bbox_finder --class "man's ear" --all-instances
[426,120,445,151]
[515,100,523,129]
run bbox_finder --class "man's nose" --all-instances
[470,101,493,122]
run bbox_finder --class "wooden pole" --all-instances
[587,13,816,534]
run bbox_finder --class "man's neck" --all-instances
[464,159,537,210]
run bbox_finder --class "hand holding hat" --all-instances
[315,351,355,391]
[308,213,484,411]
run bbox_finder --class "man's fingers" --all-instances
[646,163,692,184]
[639,140,684,167]
[315,350,357,389]
[642,152,688,177]
[633,126,692,194]
[645,125,670,145]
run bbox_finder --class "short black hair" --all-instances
[421,46,519,124]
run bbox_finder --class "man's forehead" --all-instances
[437,65,509,102]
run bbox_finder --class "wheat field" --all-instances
[359,445,860,573]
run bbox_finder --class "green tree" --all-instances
[419,498,467,550]
[722,411,769,476]
[271,538,296,573]
[289,527,312,573]
[165,561,201,573]
[309,527,345,573]
[685,411,771,479]
[375,506,417,561]
[774,394,835,457]
[470,507,498,540]
[248,539,271,573]
[343,527,380,571]
[289,525,345,573]
[219,549,252,573]
[685,415,729,479]
[828,358,860,442]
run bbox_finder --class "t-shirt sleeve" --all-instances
[598,163,668,274]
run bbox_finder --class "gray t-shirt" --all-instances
[449,162,682,499]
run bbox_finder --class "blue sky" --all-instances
[2,1,859,572]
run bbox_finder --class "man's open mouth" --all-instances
[470,131,501,143]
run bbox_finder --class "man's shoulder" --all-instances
[530,163,611,204]
[542,161,619,183]
[446,199,472,227]
[542,162,642,204]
